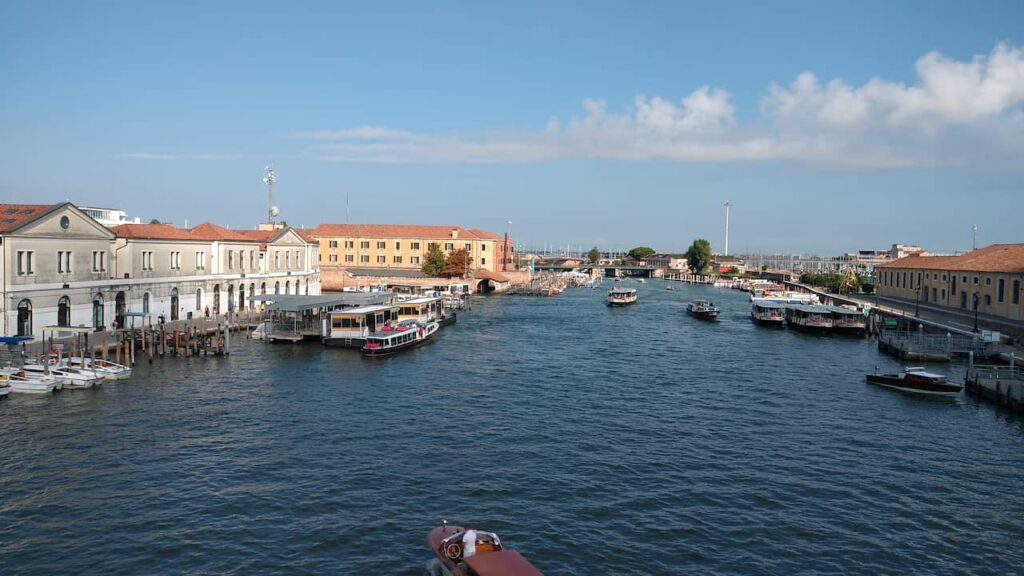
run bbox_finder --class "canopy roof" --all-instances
[251,293,390,312]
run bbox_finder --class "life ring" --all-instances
[445,542,462,560]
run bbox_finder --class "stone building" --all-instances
[1,202,320,340]
[876,244,1024,321]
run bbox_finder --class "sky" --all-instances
[1,0,1022,255]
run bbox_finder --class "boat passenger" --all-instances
[462,524,478,559]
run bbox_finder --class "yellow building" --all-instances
[877,244,1024,321]
[310,224,512,274]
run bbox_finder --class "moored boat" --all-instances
[64,357,132,380]
[0,378,10,399]
[607,286,637,306]
[0,368,60,394]
[866,367,962,395]
[687,299,720,320]
[750,300,785,327]
[23,361,102,388]
[429,523,543,576]
[784,304,833,332]
[439,310,457,327]
[362,320,439,357]
[829,306,866,335]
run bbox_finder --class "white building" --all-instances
[1,202,320,340]
[79,206,141,227]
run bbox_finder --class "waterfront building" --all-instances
[1,202,320,340]
[311,224,513,274]
[876,244,1024,321]
[645,254,689,271]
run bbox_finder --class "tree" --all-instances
[587,247,601,264]
[421,244,446,276]
[149,218,162,225]
[440,248,473,277]
[628,247,656,260]
[685,239,712,275]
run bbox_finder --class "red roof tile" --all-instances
[109,223,202,241]
[0,204,55,233]
[879,244,1024,274]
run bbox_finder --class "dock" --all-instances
[876,327,994,362]
[966,354,1024,413]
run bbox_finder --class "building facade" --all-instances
[311,224,512,274]
[876,244,1024,321]
[1,203,320,340]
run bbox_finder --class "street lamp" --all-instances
[973,291,979,333]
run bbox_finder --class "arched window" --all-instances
[170,288,179,320]
[249,283,255,309]
[274,281,280,294]
[143,292,151,314]
[261,282,266,295]
[92,295,104,330]
[196,288,203,311]
[227,284,235,312]
[57,296,71,327]
[17,299,33,337]
[213,285,221,315]
[285,281,290,294]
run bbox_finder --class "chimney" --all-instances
[451,229,459,239]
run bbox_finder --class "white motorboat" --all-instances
[251,321,271,340]
[23,362,102,388]
[64,357,132,380]
[0,368,60,394]
[0,379,10,399]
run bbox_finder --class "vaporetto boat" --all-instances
[362,321,440,357]
[607,286,638,306]
[750,300,785,327]
[784,304,834,331]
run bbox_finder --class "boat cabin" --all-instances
[784,304,834,329]
[322,304,400,345]
[396,297,441,323]
[828,306,866,332]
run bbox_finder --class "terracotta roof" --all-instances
[295,229,320,243]
[311,223,502,241]
[0,204,56,233]
[109,223,202,241]
[879,244,1024,274]
[190,222,263,242]
[467,228,503,241]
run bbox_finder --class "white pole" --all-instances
[724,201,732,256]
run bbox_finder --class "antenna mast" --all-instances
[724,201,732,256]
[263,166,276,224]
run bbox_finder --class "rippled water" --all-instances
[2,282,1023,575]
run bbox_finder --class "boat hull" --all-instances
[439,312,457,327]
[687,310,719,320]
[866,374,963,395]
[607,300,636,307]
[751,315,784,327]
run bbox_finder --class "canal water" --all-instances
[2,282,1022,575]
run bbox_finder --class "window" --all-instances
[973,276,978,284]
[482,244,487,251]
[998,278,1005,303]
[985,294,991,306]
[428,243,438,251]
[250,251,255,269]
[330,254,338,263]
[274,253,280,269]
[57,251,71,273]
[411,256,420,265]
[395,241,401,250]
[361,241,370,249]
[143,292,150,313]
[481,257,486,265]
[445,243,454,251]
[142,251,153,271]
[377,241,386,249]
[412,242,420,250]
[393,256,402,264]
[239,250,245,270]
[344,240,354,249]
[16,250,34,275]
[377,255,386,264]
[228,250,234,270]
[465,243,471,251]
[196,251,206,270]
[985,277,992,286]
[344,255,353,263]
[1014,280,1021,305]
[952,275,957,295]
[286,252,291,269]
[360,255,369,263]
[171,251,181,270]
[329,240,338,249]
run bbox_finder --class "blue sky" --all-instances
[2,1,1022,254]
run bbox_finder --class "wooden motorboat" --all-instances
[439,311,457,327]
[687,299,720,320]
[866,367,962,395]
[0,368,60,394]
[607,286,637,306]
[429,523,543,576]
[362,321,439,357]
[24,359,102,388]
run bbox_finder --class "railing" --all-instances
[969,365,1024,381]
[878,329,985,354]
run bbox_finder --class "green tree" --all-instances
[587,247,601,264]
[440,248,473,277]
[421,244,446,276]
[149,218,162,225]
[685,239,712,275]
[628,246,656,260]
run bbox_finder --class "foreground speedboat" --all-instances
[429,523,543,576]
[687,299,720,320]
[866,367,962,395]
[64,357,132,380]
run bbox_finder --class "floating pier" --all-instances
[966,353,1024,413]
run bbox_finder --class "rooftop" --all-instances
[311,223,502,241]
[0,204,55,233]
[879,244,1024,274]
[108,223,203,241]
